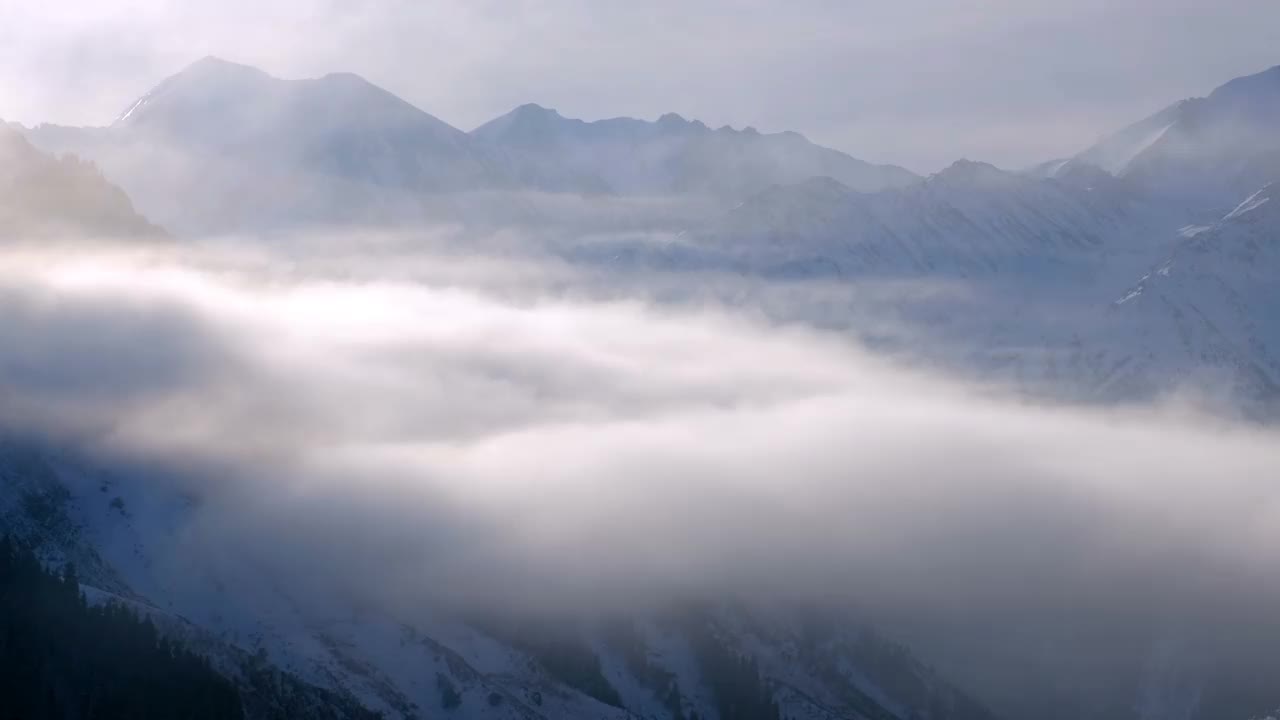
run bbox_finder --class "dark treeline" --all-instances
[468,614,625,709]
[0,535,244,720]
[688,630,784,720]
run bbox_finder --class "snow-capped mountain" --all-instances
[686,159,1147,283]
[1041,64,1280,216]
[666,62,1280,415]
[1123,64,1280,210]
[1107,183,1280,413]
[471,103,918,198]
[1029,100,1189,178]
[997,64,1280,410]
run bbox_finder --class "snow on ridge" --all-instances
[1115,286,1144,305]
[1224,186,1273,221]
[1046,158,1072,177]
[1112,121,1174,174]
[114,93,152,125]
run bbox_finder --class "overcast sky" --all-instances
[2,0,1278,172]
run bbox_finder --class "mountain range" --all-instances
[4,57,1280,720]
[20,57,916,234]
[671,64,1280,417]
[471,102,917,196]
[1043,64,1280,214]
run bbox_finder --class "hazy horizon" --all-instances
[3,1,1279,173]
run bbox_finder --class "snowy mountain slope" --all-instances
[471,103,919,198]
[943,178,1280,416]
[1105,182,1280,415]
[0,439,378,719]
[0,436,1002,720]
[662,160,1280,414]
[662,59,1280,412]
[685,160,1147,283]
[1045,65,1280,217]
[580,90,1277,415]
[1032,99,1190,178]
[0,439,623,720]
[1120,65,1280,213]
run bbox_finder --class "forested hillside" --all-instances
[0,126,161,239]
[0,536,242,720]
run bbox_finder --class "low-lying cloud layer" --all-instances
[2,239,1278,715]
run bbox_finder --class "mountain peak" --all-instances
[512,102,562,119]
[189,55,243,68]
[112,56,465,139]
[318,70,373,85]
[1065,62,1280,204]
[932,159,1013,185]
[175,55,268,82]
[115,56,273,127]
[1209,63,1280,100]
[656,112,700,132]
[470,103,578,147]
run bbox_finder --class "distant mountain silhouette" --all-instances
[0,125,161,239]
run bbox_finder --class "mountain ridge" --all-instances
[20,56,916,233]
[1035,63,1280,216]
[472,100,919,197]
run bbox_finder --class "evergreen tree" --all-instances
[0,535,245,720]
[685,615,781,720]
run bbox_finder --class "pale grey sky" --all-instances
[2,0,1278,172]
